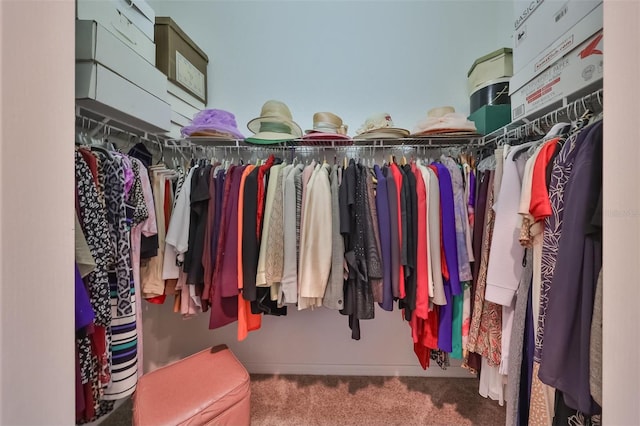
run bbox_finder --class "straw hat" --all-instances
[412,106,477,136]
[246,100,302,144]
[354,113,409,140]
[303,112,351,140]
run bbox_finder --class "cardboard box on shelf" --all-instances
[468,104,512,135]
[76,62,171,133]
[512,0,601,74]
[155,17,209,104]
[510,31,603,121]
[76,20,167,103]
[467,48,513,95]
[77,0,156,64]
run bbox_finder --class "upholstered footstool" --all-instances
[133,345,251,426]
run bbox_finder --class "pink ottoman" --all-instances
[133,345,251,426]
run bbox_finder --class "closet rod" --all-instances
[76,114,163,149]
[482,87,603,147]
[178,137,485,151]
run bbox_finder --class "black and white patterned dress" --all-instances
[97,154,139,401]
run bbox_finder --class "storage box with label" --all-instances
[155,17,209,104]
[510,31,603,120]
[513,0,601,74]
[76,0,156,64]
[468,104,511,135]
[510,2,602,95]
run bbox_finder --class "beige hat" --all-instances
[246,100,303,142]
[412,106,477,136]
[355,113,409,140]
[305,112,349,136]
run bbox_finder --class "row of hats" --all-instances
[180,100,478,145]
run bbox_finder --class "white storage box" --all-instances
[513,0,544,31]
[168,92,201,122]
[76,0,156,65]
[76,20,167,103]
[468,48,513,95]
[513,0,601,74]
[167,123,183,140]
[510,2,602,95]
[510,30,603,120]
[168,110,192,139]
[171,110,191,127]
[76,62,171,133]
[168,81,206,111]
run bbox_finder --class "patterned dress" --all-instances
[98,154,138,401]
[466,171,503,366]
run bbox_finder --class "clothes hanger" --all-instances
[89,125,115,160]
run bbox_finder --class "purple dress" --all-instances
[374,165,393,311]
[538,121,603,415]
[431,163,460,353]
[75,263,95,331]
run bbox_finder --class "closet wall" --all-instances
[0,1,76,424]
[142,0,512,376]
[147,0,512,131]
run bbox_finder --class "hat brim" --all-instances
[247,116,303,138]
[245,131,298,145]
[354,128,410,140]
[181,126,245,139]
[411,130,483,138]
[302,131,352,140]
[412,125,478,136]
[187,130,237,139]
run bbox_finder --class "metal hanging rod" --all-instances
[482,87,603,148]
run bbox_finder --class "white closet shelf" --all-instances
[76,85,602,154]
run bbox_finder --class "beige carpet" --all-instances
[250,375,505,426]
[99,374,505,425]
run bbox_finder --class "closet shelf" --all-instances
[175,135,486,149]
[76,85,603,154]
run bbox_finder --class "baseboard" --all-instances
[243,362,476,378]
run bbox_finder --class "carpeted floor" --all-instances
[100,375,505,426]
[250,375,504,426]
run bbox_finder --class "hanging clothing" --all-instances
[298,164,333,309]
[280,164,304,305]
[467,170,502,367]
[324,164,346,310]
[539,121,603,415]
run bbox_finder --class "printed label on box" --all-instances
[535,34,575,72]
[512,31,603,120]
[176,51,205,100]
[514,0,545,30]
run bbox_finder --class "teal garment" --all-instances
[451,290,465,359]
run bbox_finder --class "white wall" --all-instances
[0,1,75,424]
[142,0,512,377]
[602,2,640,424]
[149,0,512,134]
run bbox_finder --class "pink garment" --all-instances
[177,270,200,318]
[130,159,157,377]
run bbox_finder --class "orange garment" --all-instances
[411,164,429,320]
[389,163,406,299]
[236,165,261,341]
[411,308,439,369]
[529,138,560,222]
